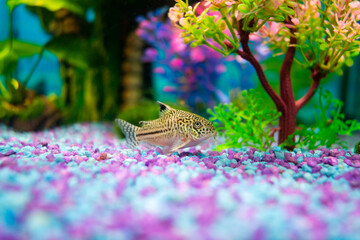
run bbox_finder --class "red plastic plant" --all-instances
[169,0,360,149]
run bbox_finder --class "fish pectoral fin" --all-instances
[166,138,191,155]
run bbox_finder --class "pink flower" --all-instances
[171,35,187,52]
[170,59,184,69]
[143,48,158,62]
[168,4,184,25]
[291,18,300,25]
[349,1,360,9]
[190,48,206,62]
[215,64,226,73]
[163,86,176,92]
[153,67,165,74]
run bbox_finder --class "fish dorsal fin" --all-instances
[157,101,172,117]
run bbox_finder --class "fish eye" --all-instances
[194,121,202,128]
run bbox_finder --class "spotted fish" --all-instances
[115,101,217,154]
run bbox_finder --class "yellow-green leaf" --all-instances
[7,0,85,16]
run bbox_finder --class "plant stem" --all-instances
[214,34,228,50]
[220,9,238,45]
[9,8,13,52]
[0,79,9,99]
[278,20,297,147]
[236,20,285,112]
[299,47,311,67]
[23,45,46,87]
[204,41,226,55]
[222,33,238,50]
[254,17,270,31]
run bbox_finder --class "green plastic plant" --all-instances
[169,0,360,149]
[0,4,50,123]
[208,89,281,151]
[283,89,360,149]
[355,141,360,154]
[2,0,123,124]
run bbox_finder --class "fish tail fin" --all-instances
[115,119,140,149]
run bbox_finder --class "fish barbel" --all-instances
[115,101,217,154]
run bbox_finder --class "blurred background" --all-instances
[0,0,359,132]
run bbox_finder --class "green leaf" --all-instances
[0,39,42,58]
[271,15,285,22]
[7,0,85,16]
[5,78,26,104]
[0,40,42,76]
[208,89,279,151]
[319,43,328,51]
[238,4,250,13]
[285,89,360,150]
[335,67,343,75]
[344,57,354,67]
[279,6,295,15]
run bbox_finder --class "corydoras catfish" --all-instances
[115,101,216,154]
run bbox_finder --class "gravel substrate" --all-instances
[1,123,360,239]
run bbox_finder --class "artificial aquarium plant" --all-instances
[3,0,175,124]
[0,3,61,131]
[136,8,244,112]
[209,88,360,151]
[208,89,281,151]
[355,141,360,154]
[285,89,360,149]
[169,0,360,149]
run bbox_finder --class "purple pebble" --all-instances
[233,153,242,160]
[330,149,339,157]
[274,159,282,165]
[263,154,274,162]
[46,154,55,162]
[353,160,360,168]
[325,157,338,166]
[344,158,353,167]
[262,168,273,175]
[337,169,360,188]
[64,156,73,163]
[307,158,318,168]
[284,152,292,160]
[257,164,266,170]
[312,165,322,173]
[289,165,298,172]
[286,157,297,164]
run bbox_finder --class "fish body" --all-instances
[115,101,216,154]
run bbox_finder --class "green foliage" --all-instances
[208,89,281,151]
[171,0,360,74]
[284,89,360,149]
[0,40,42,75]
[355,142,360,154]
[0,79,26,104]
[7,0,90,15]
[0,95,45,121]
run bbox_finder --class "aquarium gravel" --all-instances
[1,123,360,239]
